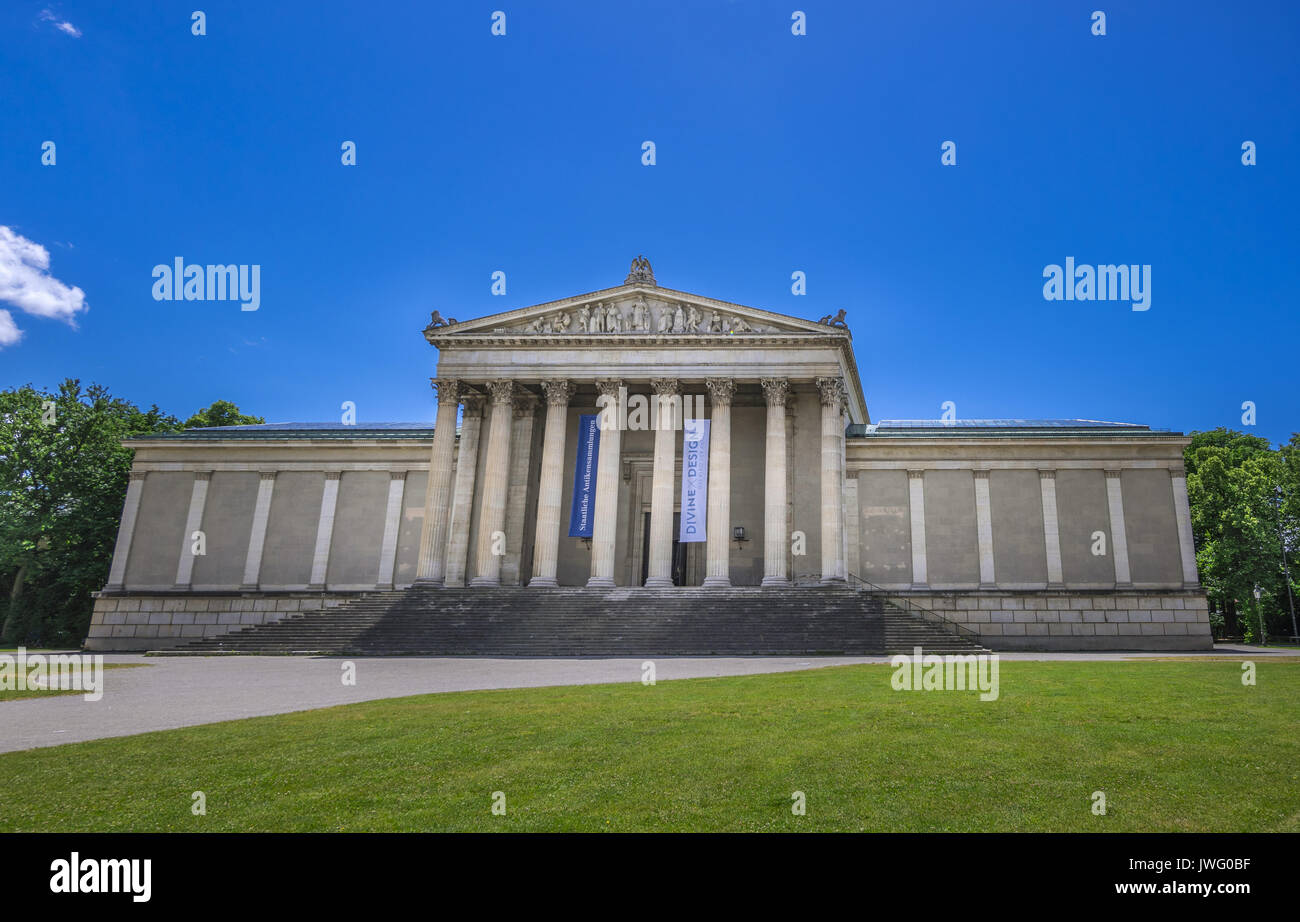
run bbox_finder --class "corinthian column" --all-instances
[703,377,735,588]
[587,380,624,588]
[645,378,680,587]
[529,380,574,587]
[470,380,515,587]
[415,377,461,584]
[444,396,484,587]
[817,376,847,584]
[761,378,791,586]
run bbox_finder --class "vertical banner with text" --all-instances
[568,413,601,537]
[679,418,710,542]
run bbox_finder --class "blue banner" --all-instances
[568,414,601,537]
[679,418,709,542]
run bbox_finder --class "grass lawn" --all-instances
[0,660,1296,832]
[0,663,149,702]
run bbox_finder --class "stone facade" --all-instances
[87,259,1211,653]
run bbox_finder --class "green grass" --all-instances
[1,661,1297,832]
[0,663,149,701]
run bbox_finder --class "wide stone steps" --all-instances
[173,586,987,656]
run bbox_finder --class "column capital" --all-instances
[595,379,625,400]
[816,376,847,410]
[486,379,516,406]
[461,395,485,417]
[907,469,925,480]
[389,470,407,481]
[705,377,735,405]
[513,393,539,419]
[431,377,462,404]
[541,378,575,407]
[193,470,213,482]
[1104,468,1123,480]
[324,470,342,481]
[258,470,277,481]
[128,470,147,483]
[1038,468,1057,480]
[1169,465,1187,478]
[651,377,680,398]
[760,377,791,407]
[973,469,990,480]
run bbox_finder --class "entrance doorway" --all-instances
[640,512,690,586]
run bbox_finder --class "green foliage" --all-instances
[183,400,264,429]
[1185,428,1300,640]
[0,383,262,647]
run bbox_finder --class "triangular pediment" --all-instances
[423,284,850,343]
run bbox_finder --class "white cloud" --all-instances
[39,10,82,38]
[0,226,88,348]
[0,310,21,347]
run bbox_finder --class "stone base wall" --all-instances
[84,591,371,652]
[895,589,1213,651]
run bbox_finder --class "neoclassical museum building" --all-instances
[86,259,1212,653]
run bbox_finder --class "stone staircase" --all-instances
[170,585,988,656]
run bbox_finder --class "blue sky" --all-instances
[3,1,1297,444]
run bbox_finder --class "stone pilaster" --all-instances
[1104,469,1132,588]
[471,380,516,587]
[376,471,407,589]
[1169,468,1200,588]
[645,378,680,587]
[816,376,847,584]
[415,377,461,585]
[529,380,574,587]
[703,377,735,588]
[241,471,277,589]
[907,469,928,588]
[587,380,624,588]
[1038,470,1064,588]
[107,471,147,590]
[444,395,484,587]
[760,377,791,586]
[309,471,342,589]
[501,393,539,585]
[973,469,996,588]
[174,471,212,588]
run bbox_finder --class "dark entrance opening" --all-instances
[641,512,689,586]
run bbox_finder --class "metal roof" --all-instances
[128,422,437,441]
[849,419,1176,438]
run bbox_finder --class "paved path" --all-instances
[1,645,1291,753]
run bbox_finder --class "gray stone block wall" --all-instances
[894,589,1213,651]
[83,591,369,651]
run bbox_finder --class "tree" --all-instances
[1185,428,1299,641]
[0,381,179,645]
[183,400,264,429]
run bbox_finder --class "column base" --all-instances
[820,576,846,586]
[469,576,500,588]
[978,582,998,590]
[761,576,792,587]
[1046,582,1066,590]
[643,577,673,588]
[412,577,445,588]
[528,577,558,588]
[586,577,616,588]
[702,576,732,588]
